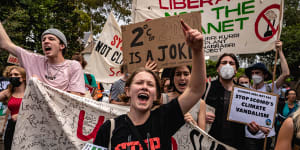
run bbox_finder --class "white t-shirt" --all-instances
[16,47,85,94]
[245,82,280,138]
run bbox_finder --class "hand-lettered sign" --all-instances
[7,54,20,65]
[131,0,284,56]
[85,12,123,83]
[12,78,236,150]
[122,12,201,72]
[228,86,278,128]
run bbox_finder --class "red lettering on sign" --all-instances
[77,110,104,142]
[111,35,123,51]
[174,0,186,9]
[159,0,169,9]
[188,0,199,9]
[200,0,213,7]
[160,0,231,9]
[115,137,160,150]
[109,67,121,77]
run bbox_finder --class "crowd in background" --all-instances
[0,20,299,150]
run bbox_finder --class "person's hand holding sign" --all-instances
[247,121,260,133]
[145,60,158,73]
[275,40,282,52]
[181,19,203,52]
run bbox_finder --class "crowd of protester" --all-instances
[0,18,299,150]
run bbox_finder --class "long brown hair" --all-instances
[119,67,161,106]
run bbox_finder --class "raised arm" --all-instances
[275,40,290,88]
[178,20,206,114]
[0,22,19,56]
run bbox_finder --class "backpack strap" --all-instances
[109,118,115,149]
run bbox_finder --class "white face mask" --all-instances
[220,64,235,80]
[241,84,250,88]
[252,74,263,85]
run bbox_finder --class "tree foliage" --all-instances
[0,0,131,73]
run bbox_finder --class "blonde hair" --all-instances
[4,66,26,104]
[2,66,14,77]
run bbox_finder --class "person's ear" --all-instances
[59,44,65,51]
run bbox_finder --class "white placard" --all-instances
[131,0,284,56]
[228,86,278,128]
[85,12,123,83]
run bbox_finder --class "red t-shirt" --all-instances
[8,96,23,116]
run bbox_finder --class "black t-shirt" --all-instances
[94,98,185,150]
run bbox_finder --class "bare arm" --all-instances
[0,89,9,102]
[178,20,206,114]
[197,100,206,130]
[69,91,85,97]
[0,22,19,56]
[275,117,293,150]
[275,40,290,88]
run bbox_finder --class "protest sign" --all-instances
[12,78,236,150]
[228,86,278,128]
[85,12,123,83]
[122,12,201,72]
[7,54,20,65]
[82,143,107,150]
[131,0,284,56]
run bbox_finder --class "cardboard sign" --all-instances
[227,86,278,128]
[122,12,201,72]
[131,0,283,56]
[7,54,20,65]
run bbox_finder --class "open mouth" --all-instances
[45,47,52,51]
[178,83,187,87]
[138,93,149,100]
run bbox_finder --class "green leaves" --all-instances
[0,0,131,70]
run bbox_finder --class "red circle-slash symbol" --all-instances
[255,4,281,41]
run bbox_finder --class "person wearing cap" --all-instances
[0,22,85,95]
[244,40,290,150]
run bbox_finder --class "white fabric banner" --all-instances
[85,12,123,83]
[12,78,235,150]
[131,0,284,56]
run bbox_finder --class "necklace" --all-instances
[45,61,64,80]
